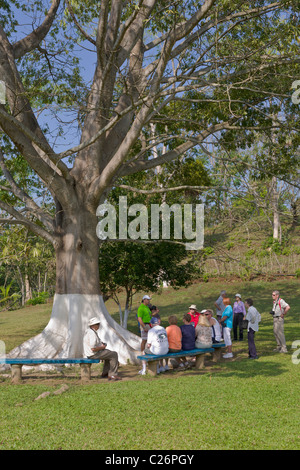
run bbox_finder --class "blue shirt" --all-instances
[180,324,195,350]
[222,305,233,329]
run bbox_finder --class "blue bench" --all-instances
[137,343,226,376]
[0,358,100,383]
[137,347,215,376]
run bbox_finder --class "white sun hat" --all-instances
[88,317,101,326]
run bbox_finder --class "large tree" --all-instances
[0,0,299,362]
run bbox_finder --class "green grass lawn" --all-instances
[0,279,299,450]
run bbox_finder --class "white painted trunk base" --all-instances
[8,294,142,365]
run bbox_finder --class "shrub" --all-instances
[26,292,49,306]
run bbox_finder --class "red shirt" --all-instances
[188,311,201,328]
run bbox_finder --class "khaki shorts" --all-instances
[140,324,150,340]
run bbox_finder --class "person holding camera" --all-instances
[271,290,290,353]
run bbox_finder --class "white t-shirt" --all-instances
[211,317,222,342]
[147,326,169,355]
[246,306,261,332]
[83,328,102,357]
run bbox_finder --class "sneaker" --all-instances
[164,365,169,371]
[158,366,165,373]
[108,375,122,381]
[223,353,233,358]
[179,363,185,368]
[138,369,146,375]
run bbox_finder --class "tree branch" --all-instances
[0,106,70,179]
[0,149,54,231]
[0,200,54,245]
[13,0,61,59]
[116,121,235,179]
[116,184,228,194]
[65,0,96,46]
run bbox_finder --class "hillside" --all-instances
[202,215,300,280]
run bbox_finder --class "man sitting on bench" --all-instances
[83,317,121,381]
[143,316,169,374]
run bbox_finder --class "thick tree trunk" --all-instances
[8,210,141,364]
[55,210,101,295]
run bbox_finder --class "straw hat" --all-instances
[197,315,211,327]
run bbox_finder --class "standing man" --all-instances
[83,317,121,381]
[214,290,226,322]
[137,294,152,375]
[271,290,290,353]
[244,298,261,360]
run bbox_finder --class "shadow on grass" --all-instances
[217,357,289,379]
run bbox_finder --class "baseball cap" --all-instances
[142,295,151,300]
[150,316,159,324]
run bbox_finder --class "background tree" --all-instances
[0,0,299,362]
[99,241,199,329]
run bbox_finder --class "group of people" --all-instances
[214,289,290,356]
[81,289,290,380]
[214,291,261,359]
[137,294,231,375]
[137,289,291,374]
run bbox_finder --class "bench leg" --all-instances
[195,355,205,370]
[212,348,221,362]
[80,363,91,382]
[147,360,158,376]
[11,364,22,384]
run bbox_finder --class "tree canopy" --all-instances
[0,1,299,245]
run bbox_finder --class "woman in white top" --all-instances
[244,298,261,359]
[203,309,222,343]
